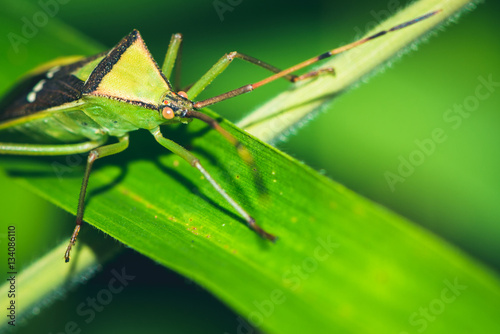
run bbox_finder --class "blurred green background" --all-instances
[1,0,499,333]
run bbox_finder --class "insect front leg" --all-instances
[162,33,183,91]
[186,51,327,101]
[150,126,276,241]
[65,135,129,263]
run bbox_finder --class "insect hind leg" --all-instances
[65,135,129,262]
[0,137,107,156]
[150,126,276,241]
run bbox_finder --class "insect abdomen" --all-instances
[0,109,106,144]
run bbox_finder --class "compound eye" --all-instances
[178,91,188,99]
[162,106,175,120]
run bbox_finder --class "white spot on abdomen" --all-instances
[26,79,46,103]
[46,66,60,79]
[27,92,36,103]
[33,79,46,92]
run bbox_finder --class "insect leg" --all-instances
[0,137,107,156]
[65,135,129,263]
[184,111,268,226]
[185,109,253,165]
[193,10,441,109]
[162,33,183,90]
[186,52,308,100]
[150,126,276,241]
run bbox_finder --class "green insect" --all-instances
[0,10,440,262]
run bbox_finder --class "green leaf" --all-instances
[1,1,499,334]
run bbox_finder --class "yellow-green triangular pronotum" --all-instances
[84,30,170,108]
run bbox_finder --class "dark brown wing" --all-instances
[0,54,104,122]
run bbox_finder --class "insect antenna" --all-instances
[250,10,443,89]
[193,9,442,109]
